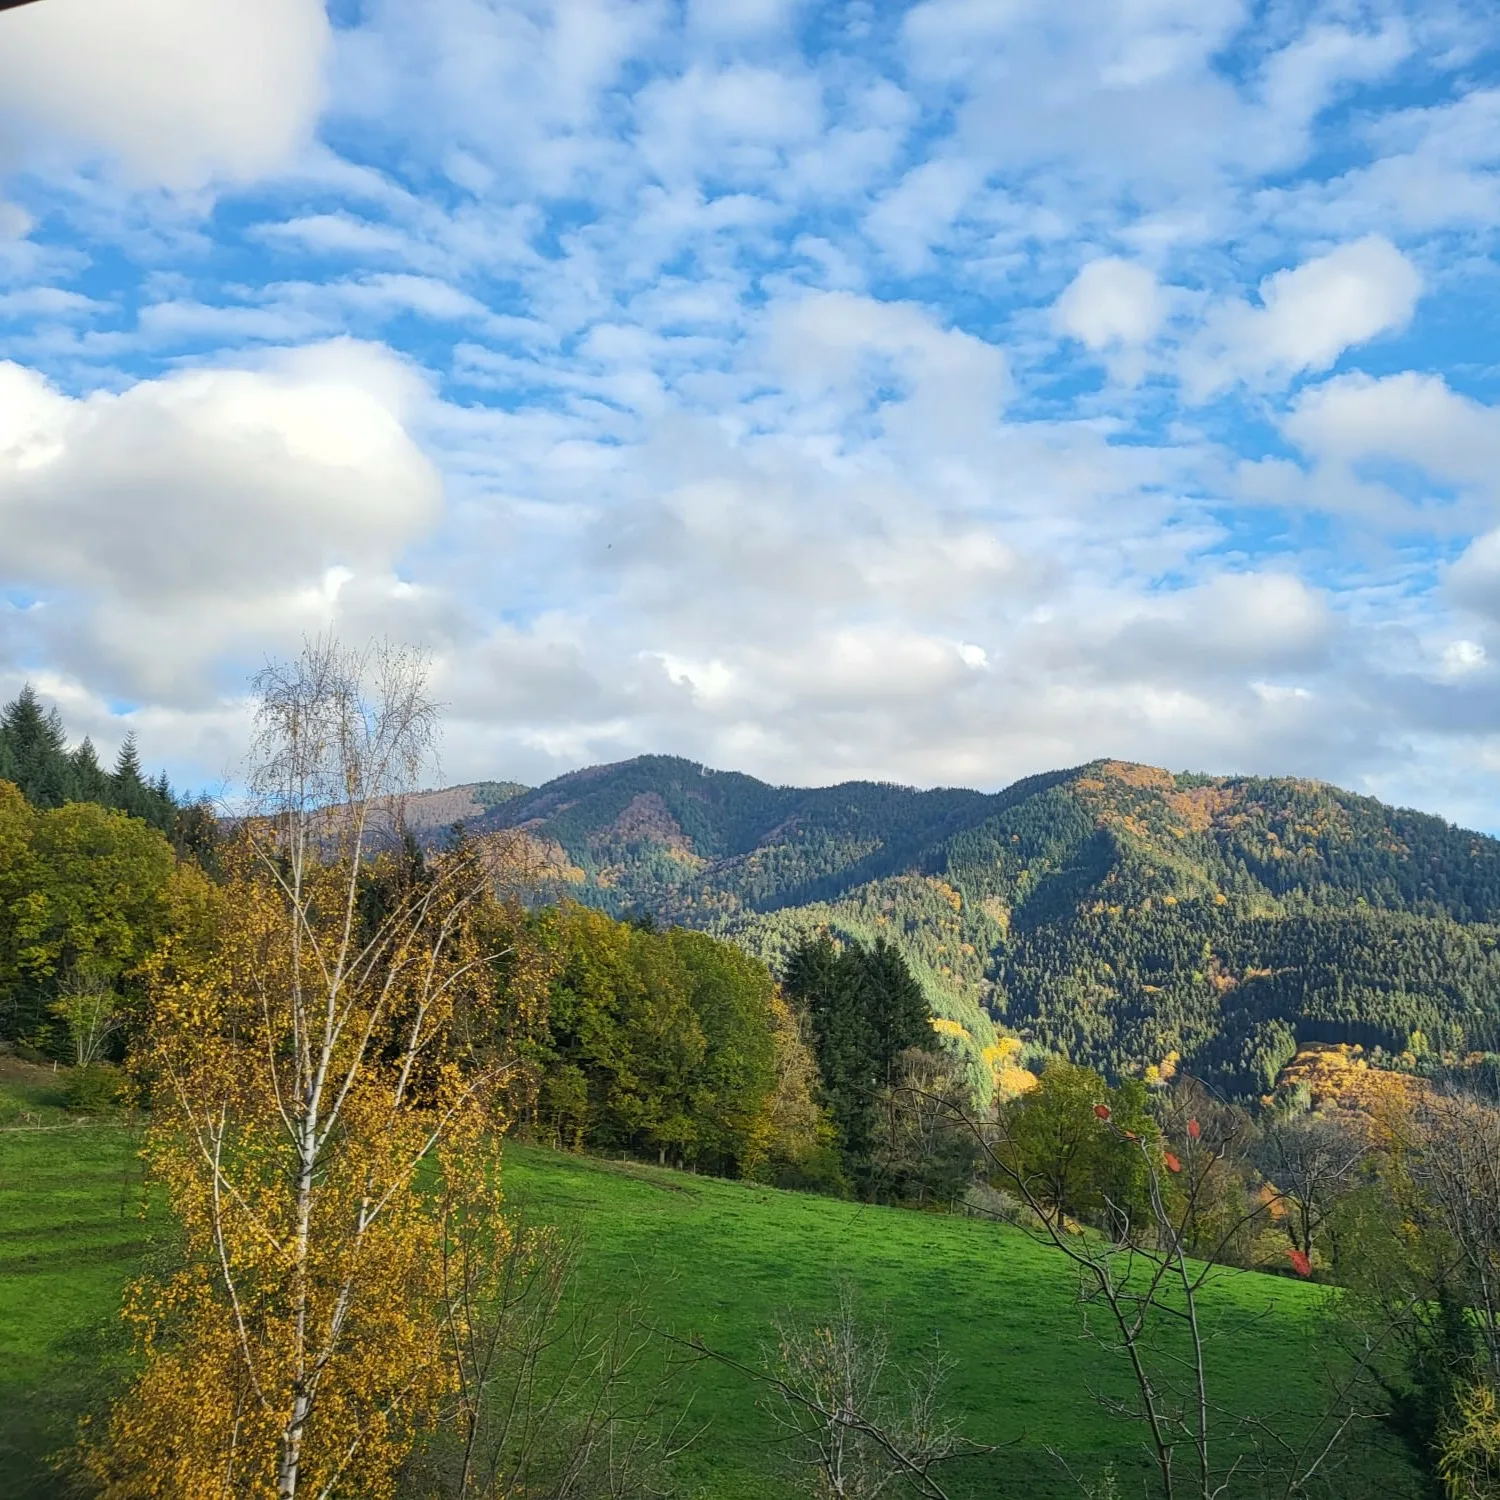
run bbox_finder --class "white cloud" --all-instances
[686,0,802,41]
[634,64,824,188]
[1450,532,1500,623]
[1053,258,1165,349]
[1101,572,1333,677]
[0,341,440,701]
[1255,21,1411,151]
[1284,371,1500,497]
[763,291,1010,438]
[865,158,985,273]
[0,0,330,190]
[1185,236,1422,397]
[1259,87,1500,237]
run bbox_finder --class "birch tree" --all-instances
[88,640,541,1499]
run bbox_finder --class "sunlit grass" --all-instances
[1,1104,1420,1499]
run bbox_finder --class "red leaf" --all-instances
[1287,1248,1312,1278]
[1164,1151,1183,1174]
[1093,1104,1111,1120]
[1187,1118,1201,1140]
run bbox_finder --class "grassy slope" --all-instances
[1,1096,1419,1498]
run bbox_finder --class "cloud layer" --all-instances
[2,0,1500,828]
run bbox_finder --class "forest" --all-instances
[420,751,1500,1097]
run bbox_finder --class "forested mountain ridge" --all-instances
[434,754,1500,1097]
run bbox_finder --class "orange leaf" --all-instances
[1187,1118,1201,1140]
[1287,1248,1312,1278]
[1093,1104,1111,1120]
[1164,1151,1182,1173]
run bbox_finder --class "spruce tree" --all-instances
[784,933,933,1195]
[70,737,112,804]
[112,734,150,819]
[0,686,71,807]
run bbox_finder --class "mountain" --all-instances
[439,755,1500,1099]
[389,779,531,835]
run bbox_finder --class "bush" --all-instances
[65,1063,125,1114]
[963,1182,1025,1224]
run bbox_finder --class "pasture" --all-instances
[0,1060,1419,1498]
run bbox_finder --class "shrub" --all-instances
[65,1063,124,1114]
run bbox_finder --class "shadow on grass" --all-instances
[0,1313,131,1498]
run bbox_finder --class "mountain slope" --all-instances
[448,756,1500,1097]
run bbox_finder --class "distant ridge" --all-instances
[414,755,1500,1098]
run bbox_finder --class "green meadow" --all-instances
[1,1061,1420,1499]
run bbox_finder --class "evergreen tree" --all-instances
[0,686,72,807]
[0,687,185,841]
[785,933,934,1196]
[112,734,148,816]
[69,738,112,804]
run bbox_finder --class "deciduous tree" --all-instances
[86,640,535,1500]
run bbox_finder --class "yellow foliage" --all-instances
[981,1037,1036,1098]
[85,832,539,1499]
[1274,1043,1425,1122]
[1439,1380,1500,1499]
[996,1065,1038,1099]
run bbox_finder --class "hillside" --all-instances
[437,756,1500,1097]
[0,1096,1417,1499]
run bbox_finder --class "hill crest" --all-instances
[406,754,1500,1099]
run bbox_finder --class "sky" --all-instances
[2,1,1500,825]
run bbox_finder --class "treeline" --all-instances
[0,687,221,1057]
[505,905,842,1188]
[0,686,214,858]
[0,690,952,1202]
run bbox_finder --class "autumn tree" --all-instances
[1344,1089,1500,1493]
[87,641,539,1499]
[746,986,846,1193]
[1252,1108,1367,1271]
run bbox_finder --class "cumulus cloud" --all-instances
[1283,371,1500,495]
[865,158,985,274]
[1053,258,1166,349]
[1185,236,1422,397]
[1096,573,1334,679]
[0,341,440,702]
[0,0,330,190]
[1450,533,1500,623]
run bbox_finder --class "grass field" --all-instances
[1,1060,1421,1499]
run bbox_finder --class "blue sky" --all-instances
[2,0,1500,826]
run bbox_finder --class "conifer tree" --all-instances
[785,934,933,1195]
[69,737,112,804]
[111,733,147,813]
[0,685,71,807]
